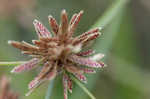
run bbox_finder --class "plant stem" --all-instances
[70,75,96,99]
[45,80,54,99]
[92,0,129,28]
[0,61,26,66]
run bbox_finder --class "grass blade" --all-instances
[0,61,26,66]
[45,80,54,99]
[92,0,129,28]
[70,75,96,99]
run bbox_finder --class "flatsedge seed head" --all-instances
[9,10,105,99]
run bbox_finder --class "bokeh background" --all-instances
[0,0,150,99]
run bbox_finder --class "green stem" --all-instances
[45,80,54,99]
[70,75,96,99]
[0,61,26,66]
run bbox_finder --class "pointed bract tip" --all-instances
[25,89,33,96]
[69,90,72,93]
[32,40,36,44]
[25,92,30,96]
[33,19,38,24]
[98,53,105,58]
[25,94,28,96]
[90,53,105,61]
[98,27,103,31]
[62,9,66,13]
[72,44,82,53]
[10,69,15,73]
[93,70,96,73]
[79,10,84,14]
[103,64,107,67]
[102,54,105,57]
[83,80,87,84]
[21,40,26,43]
[48,15,53,19]
[8,40,13,44]
[21,51,25,54]
[97,32,102,35]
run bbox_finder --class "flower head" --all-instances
[9,10,105,99]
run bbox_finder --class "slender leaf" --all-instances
[0,61,26,66]
[70,75,96,99]
[45,80,55,99]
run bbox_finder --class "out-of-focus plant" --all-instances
[0,75,19,99]
[0,0,36,17]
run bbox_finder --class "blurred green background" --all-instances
[0,0,150,99]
